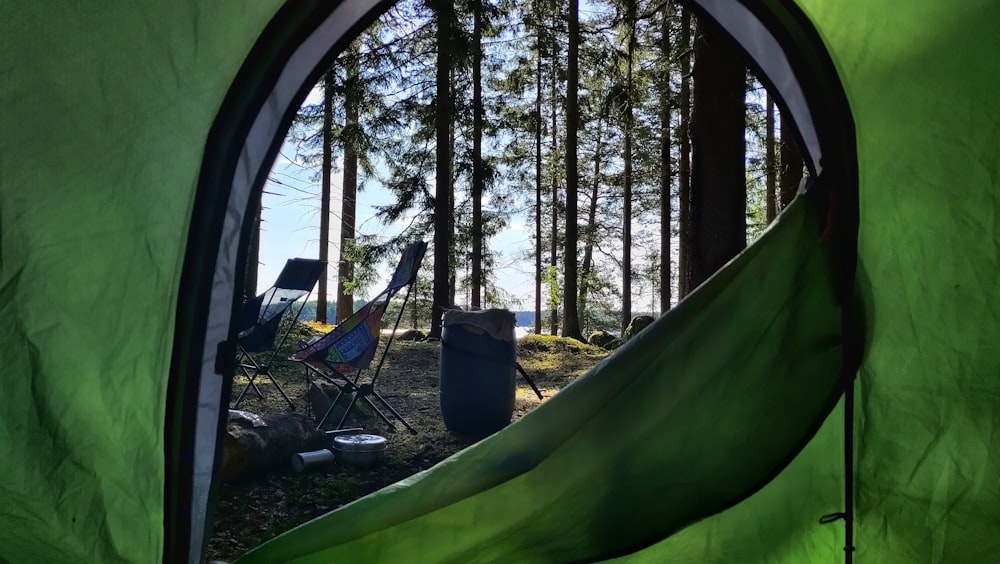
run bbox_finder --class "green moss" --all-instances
[517,334,602,354]
[587,330,618,350]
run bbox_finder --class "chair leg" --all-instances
[232,354,265,408]
[358,393,398,431]
[307,361,416,434]
[232,367,259,409]
[335,387,399,432]
[314,384,392,430]
[263,369,296,411]
[319,369,363,429]
[315,383,354,430]
[233,364,294,410]
[311,366,360,429]
[370,390,417,434]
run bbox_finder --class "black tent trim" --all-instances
[165,0,395,561]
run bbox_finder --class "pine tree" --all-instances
[765,92,777,222]
[561,0,583,340]
[779,126,803,208]
[431,0,455,338]
[578,89,608,331]
[547,0,562,335]
[470,0,485,308]
[677,6,692,297]
[244,196,262,300]
[688,19,746,289]
[658,3,672,314]
[621,0,636,333]
[317,70,334,324]
[534,11,544,334]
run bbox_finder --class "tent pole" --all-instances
[844,372,855,563]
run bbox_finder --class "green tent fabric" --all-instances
[0,3,283,562]
[608,402,846,563]
[2,0,999,562]
[803,0,1000,560]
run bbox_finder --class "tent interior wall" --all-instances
[0,0,997,563]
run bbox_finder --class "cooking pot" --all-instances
[332,434,388,467]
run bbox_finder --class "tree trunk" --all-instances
[412,276,420,329]
[318,70,334,324]
[659,7,672,313]
[244,197,261,300]
[765,93,777,223]
[779,128,804,208]
[471,0,484,309]
[677,7,692,298]
[448,78,457,310]
[534,24,543,336]
[336,50,360,324]
[549,18,560,337]
[561,0,582,341]
[689,20,746,289]
[221,410,329,482]
[579,100,604,334]
[622,5,635,335]
[430,0,453,339]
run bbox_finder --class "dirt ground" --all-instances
[207,329,608,562]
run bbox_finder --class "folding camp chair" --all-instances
[290,241,427,434]
[232,258,327,410]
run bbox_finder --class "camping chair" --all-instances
[232,258,327,410]
[290,241,427,434]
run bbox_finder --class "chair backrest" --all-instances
[289,241,427,369]
[274,258,329,291]
[386,240,427,292]
[238,258,326,351]
[289,299,386,365]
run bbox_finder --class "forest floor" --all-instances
[206,325,609,562]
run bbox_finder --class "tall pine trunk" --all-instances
[411,276,419,329]
[430,0,453,339]
[336,49,359,323]
[621,4,635,334]
[677,7,692,297]
[447,75,457,309]
[579,100,604,333]
[779,128,803,208]
[689,20,746,289]
[317,70,333,324]
[471,0,484,309]
[658,7,672,313]
[561,0,582,341]
[244,198,261,300]
[765,93,777,222]
[549,12,559,336]
[534,21,543,335]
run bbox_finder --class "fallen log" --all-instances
[220,410,329,482]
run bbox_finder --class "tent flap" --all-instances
[239,194,845,563]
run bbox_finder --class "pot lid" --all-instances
[333,433,388,452]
